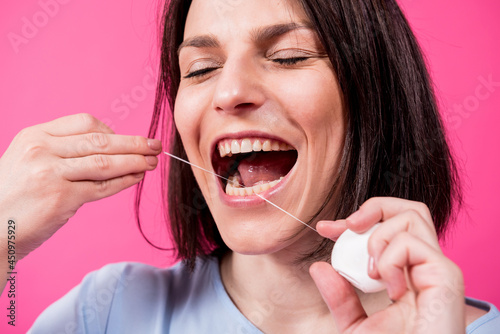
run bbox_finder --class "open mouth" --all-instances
[212,137,298,197]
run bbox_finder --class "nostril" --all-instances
[234,102,256,112]
[237,103,253,108]
[214,102,257,115]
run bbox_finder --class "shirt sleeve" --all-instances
[28,262,133,334]
[466,298,500,334]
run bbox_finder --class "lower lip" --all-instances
[218,165,296,208]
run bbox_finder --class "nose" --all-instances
[211,57,265,114]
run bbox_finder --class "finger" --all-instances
[50,133,162,158]
[346,197,434,233]
[77,172,145,203]
[374,232,444,300]
[39,113,114,136]
[368,210,440,267]
[316,219,347,241]
[61,154,158,181]
[310,262,366,332]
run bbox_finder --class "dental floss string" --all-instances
[164,152,242,186]
[163,151,318,232]
[165,151,386,293]
[254,193,317,232]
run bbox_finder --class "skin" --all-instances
[176,0,484,333]
[176,0,345,255]
[175,2,346,331]
[0,114,161,293]
[0,0,487,332]
[313,198,468,333]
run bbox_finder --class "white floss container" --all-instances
[331,223,386,293]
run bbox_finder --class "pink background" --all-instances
[0,0,499,332]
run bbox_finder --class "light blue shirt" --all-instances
[29,256,500,333]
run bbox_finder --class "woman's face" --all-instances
[174,0,345,255]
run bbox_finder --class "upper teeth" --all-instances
[218,138,294,158]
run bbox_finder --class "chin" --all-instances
[214,215,315,257]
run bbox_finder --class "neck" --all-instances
[220,250,392,333]
[220,250,334,333]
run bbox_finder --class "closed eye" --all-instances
[183,67,218,79]
[271,57,309,66]
[183,54,315,79]
[267,48,318,67]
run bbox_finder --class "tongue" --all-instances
[237,151,297,187]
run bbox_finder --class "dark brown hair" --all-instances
[135,0,462,268]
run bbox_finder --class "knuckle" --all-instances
[74,140,92,156]
[405,209,422,222]
[49,186,69,211]
[31,164,51,179]
[16,127,32,140]
[415,201,431,214]
[28,161,57,185]
[448,262,464,283]
[94,179,111,194]
[367,234,383,255]
[15,127,39,147]
[78,113,99,130]
[417,202,433,222]
[393,231,412,244]
[93,154,111,171]
[384,232,412,254]
[88,132,109,149]
[424,260,453,281]
[361,196,382,209]
[131,136,146,151]
[23,142,47,161]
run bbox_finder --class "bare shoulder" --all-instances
[465,303,489,326]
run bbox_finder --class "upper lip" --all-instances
[210,130,296,159]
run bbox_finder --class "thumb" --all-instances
[310,261,367,333]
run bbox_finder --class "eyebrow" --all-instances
[177,22,313,55]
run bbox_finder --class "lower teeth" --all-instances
[225,177,284,196]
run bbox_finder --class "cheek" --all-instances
[274,70,344,137]
[173,88,204,154]
[276,70,345,184]
[174,89,221,205]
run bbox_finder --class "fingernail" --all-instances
[147,139,162,150]
[368,256,375,274]
[134,172,145,179]
[145,156,158,166]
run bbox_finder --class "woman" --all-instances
[0,0,497,332]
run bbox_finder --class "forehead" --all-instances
[184,0,310,40]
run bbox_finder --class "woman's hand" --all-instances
[0,113,161,262]
[310,197,465,333]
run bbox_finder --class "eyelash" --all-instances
[184,67,217,79]
[272,57,309,65]
[183,57,310,79]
